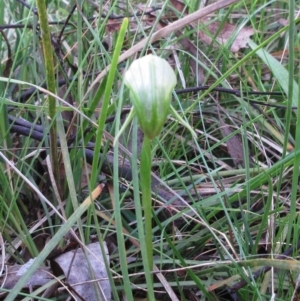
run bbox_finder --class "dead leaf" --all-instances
[106,19,122,33]
[198,20,255,52]
[216,103,245,166]
[278,18,289,26]
[1,261,53,290]
[219,117,245,167]
[53,242,111,300]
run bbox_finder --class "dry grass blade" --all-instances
[153,265,180,301]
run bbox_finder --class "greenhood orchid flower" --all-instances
[114,54,196,145]
[124,54,177,140]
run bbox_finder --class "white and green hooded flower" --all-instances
[114,54,196,144]
[124,54,177,140]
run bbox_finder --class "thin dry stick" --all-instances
[83,0,240,99]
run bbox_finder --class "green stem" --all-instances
[140,136,153,273]
[36,1,60,195]
[131,119,155,300]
